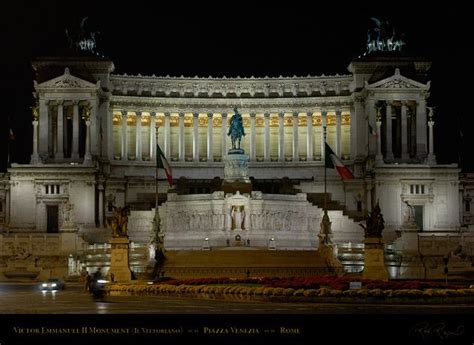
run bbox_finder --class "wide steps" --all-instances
[163,249,325,267]
[160,249,342,278]
[307,193,365,222]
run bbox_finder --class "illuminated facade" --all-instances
[0,51,472,280]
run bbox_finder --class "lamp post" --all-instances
[442,255,449,285]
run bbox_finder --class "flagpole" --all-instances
[323,125,327,212]
[155,124,159,213]
[155,122,160,244]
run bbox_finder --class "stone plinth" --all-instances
[60,222,78,233]
[222,153,252,194]
[394,224,419,254]
[109,237,132,282]
[363,237,389,281]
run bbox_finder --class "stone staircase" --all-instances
[307,193,365,222]
[160,249,345,279]
[306,193,364,244]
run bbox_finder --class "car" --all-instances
[40,278,66,291]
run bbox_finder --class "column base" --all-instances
[375,154,384,164]
[83,157,93,166]
[426,154,437,165]
[30,154,41,164]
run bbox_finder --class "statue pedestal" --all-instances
[109,237,132,282]
[363,237,389,281]
[222,153,252,194]
[59,222,78,233]
[395,223,419,253]
[393,225,422,279]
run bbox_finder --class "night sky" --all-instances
[1,2,472,172]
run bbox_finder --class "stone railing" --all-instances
[110,74,352,98]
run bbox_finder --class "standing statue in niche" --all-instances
[231,205,245,230]
[359,201,385,238]
[403,200,416,224]
[227,107,246,152]
[108,205,130,237]
[62,202,74,226]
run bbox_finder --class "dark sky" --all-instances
[1,2,472,171]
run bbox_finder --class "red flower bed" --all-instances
[154,275,465,290]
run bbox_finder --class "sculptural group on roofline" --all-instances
[366,17,405,53]
[65,17,100,54]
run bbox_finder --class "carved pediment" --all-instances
[36,68,98,90]
[366,68,430,91]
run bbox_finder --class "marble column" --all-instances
[121,110,128,161]
[5,185,10,225]
[375,114,383,164]
[164,112,171,159]
[84,118,92,165]
[264,112,270,162]
[106,107,113,161]
[385,101,394,160]
[38,99,49,157]
[193,112,199,162]
[366,184,373,212]
[351,98,367,160]
[150,112,156,161]
[207,113,213,162]
[306,112,313,161]
[98,183,104,227]
[56,100,64,159]
[401,101,409,160]
[416,99,428,160]
[321,110,327,159]
[31,119,40,164]
[90,99,98,156]
[427,110,436,164]
[221,113,228,158]
[135,112,142,161]
[178,112,185,162]
[335,107,342,157]
[71,101,80,160]
[249,113,256,161]
[278,112,285,162]
[367,98,376,155]
[292,112,299,161]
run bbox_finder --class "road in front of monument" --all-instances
[1,282,474,314]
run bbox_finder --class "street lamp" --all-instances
[442,255,449,285]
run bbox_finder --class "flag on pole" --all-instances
[366,116,378,139]
[156,144,173,186]
[325,143,354,180]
